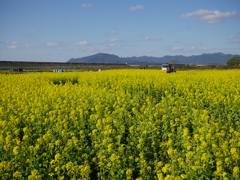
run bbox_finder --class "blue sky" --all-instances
[0,0,240,62]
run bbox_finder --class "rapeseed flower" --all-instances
[0,69,239,179]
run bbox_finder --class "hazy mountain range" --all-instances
[68,52,239,65]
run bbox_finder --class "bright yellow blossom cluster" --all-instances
[0,69,239,179]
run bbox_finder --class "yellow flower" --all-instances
[129,126,134,133]
[230,148,239,159]
[157,173,164,180]
[126,169,132,179]
[107,143,113,152]
[110,154,120,162]
[66,162,74,171]
[55,140,61,146]
[165,175,176,180]
[166,139,173,146]
[5,135,12,144]
[183,128,189,137]
[23,135,29,141]
[162,163,171,173]
[79,165,91,177]
[233,167,239,177]
[54,153,62,160]
[230,148,236,154]
[167,148,177,158]
[194,134,200,141]
[48,173,54,177]
[224,158,231,166]
[28,169,42,180]
[55,166,60,172]
[59,176,65,180]
[181,174,188,179]
[129,156,134,160]
[177,158,185,167]
[13,146,20,155]
[201,153,208,162]
[1,69,240,179]
[13,171,22,179]
[186,151,194,159]
[37,138,43,144]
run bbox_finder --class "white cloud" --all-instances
[5,41,20,45]
[82,4,92,8]
[73,41,91,46]
[109,43,116,47]
[4,41,29,49]
[46,42,59,47]
[107,30,117,35]
[228,36,239,39]
[9,41,19,45]
[146,50,154,53]
[171,47,183,51]
[202,47,214,51]
[7,45,17,49]
[180,9,239,24]
[190,46,197,50]
[129,5,144,11]
[144,37,151,40]
[108,38,119,42]
[143,37,161,41]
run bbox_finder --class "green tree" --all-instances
[227,56,240,66]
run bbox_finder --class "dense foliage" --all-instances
[227,56,240,66]
[0,70,239,179]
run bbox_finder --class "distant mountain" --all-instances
[68,53,124,64]
[68,52,240,65]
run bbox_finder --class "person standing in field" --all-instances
[167,66,171,73]
[171,66,176,72]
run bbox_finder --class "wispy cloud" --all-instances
[190,46,198,50]
[108,38,119,42]
[73,41,91,46]
[143,37,161,41]
[171,47,184,51]
[7,41,19,45]
[3,41,29,49]
[228,36,239,39]
[201,47,213,51]
[46,42,60,47]
[106,30,117,35]
[227,35,240,43]
[109,43,117,47]
[228,36,237,39]
[7,45,17,49]
[145,50,154,53]
[82,4,92,8]
[144,37,151,40]
[180,9,239,24]
[129,5,144,11]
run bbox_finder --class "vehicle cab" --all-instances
[162,63,170,70]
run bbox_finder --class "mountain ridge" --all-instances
[68,52,240,65]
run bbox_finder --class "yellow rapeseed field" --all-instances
[0,69,239,179]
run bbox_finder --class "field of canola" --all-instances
[0,69,240,180]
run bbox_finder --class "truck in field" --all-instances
[162,63,170,70]
[162,63,176,73]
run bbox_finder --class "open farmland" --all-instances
[0,70,239,179]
